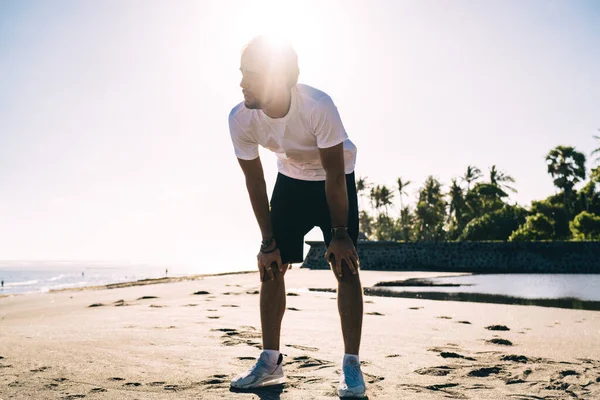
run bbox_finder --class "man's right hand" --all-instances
[257,247,283,282]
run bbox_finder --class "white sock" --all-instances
[343,353,359,365]
[262,349,280,364]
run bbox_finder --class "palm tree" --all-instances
[489,165,517,193]
[462,165,482,191]
[396,177,411,211]
[356,176,371,213]
[546,145,587,215]
[448,178,467,237]
[369,185,394,216]
[414,176,447,241]
[592,133,600,164]
[379,185,394,215]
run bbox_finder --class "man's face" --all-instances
[239,53,270,109]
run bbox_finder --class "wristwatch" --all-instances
[260,237,276,252]
[331,226,349,239]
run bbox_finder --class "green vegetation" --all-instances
[358,137,600,242]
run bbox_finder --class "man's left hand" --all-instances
[325,235,359,277]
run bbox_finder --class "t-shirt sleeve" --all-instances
[312,95,348,149]
[228,114,259,160]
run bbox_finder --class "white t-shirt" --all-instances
[228,84,357,181]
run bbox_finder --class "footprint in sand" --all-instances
[501,355,530,363]
[193,291,210,295]
[89,388,106,393]
[415,366,453,376]
[468,366,503,377]
[363,371,385,383]
[237,356,256,360]
[440,352,476,361]
[287,307,301,311]
[436,316,452,319]
[200,375,229,385]
[456,321,471,324]
[287,292,299,297]
[123,382,142,387]
[30,366,50,372]
[184,303,199,307]
[366,311,384,316]
[164,384,183,391]
[408,307,423,310]
[88,303,104,308]
[288,356,335,369]
[222,304,240,308]
[207,309,218,311]
[137,296,158,300]
[247,290,259,295]
[217,328,262,349]
[364,300,374,304]
[486,338,513,346]
[149,304,166,308]
[207,316,221,319]
[385,354,400,358]
[61,395,86,400]
[109,377,125,381]
[147,381,166,386]
[426,383,459,391]
[286,344,319,352]
[113,299,125,306]
[485,325,510,331]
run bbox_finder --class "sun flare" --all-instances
[231,0,318,69]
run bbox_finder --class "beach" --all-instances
[1,269,599,400]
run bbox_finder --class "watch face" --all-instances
[333,227,348,238]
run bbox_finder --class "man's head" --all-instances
[239,36,299,110]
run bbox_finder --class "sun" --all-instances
[230,0,318,69]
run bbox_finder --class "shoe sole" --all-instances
[338,387,367,398]
[231,375,286,389]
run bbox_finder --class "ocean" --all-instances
[388,274,600,302]
[0,261,251,295]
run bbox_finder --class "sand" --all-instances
[1,268,599,400]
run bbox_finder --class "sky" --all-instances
[1,0,599,271]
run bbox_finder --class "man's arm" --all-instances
[237,156,273,241]
[319,142,359,276]
[319,142,348,229]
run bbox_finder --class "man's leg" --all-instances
[335,263,363,355]
[260,263,289,351]
[230,263,290,389]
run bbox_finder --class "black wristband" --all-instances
[260,245,278,254]
[260,238,277,253]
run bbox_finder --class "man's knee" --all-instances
[262,263,289,283]
[331,263,361,285]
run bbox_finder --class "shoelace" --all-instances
[343,359,361,384]
[251,354,274,375]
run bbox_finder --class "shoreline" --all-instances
[1,269,470,298]
[0,270,257,297]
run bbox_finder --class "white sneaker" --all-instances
[338,357,366,398]
[230,352,285,389]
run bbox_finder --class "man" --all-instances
[228,36,365,398]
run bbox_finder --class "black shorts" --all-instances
[270,172,360,264]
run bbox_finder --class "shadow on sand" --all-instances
[230,384,285,400]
